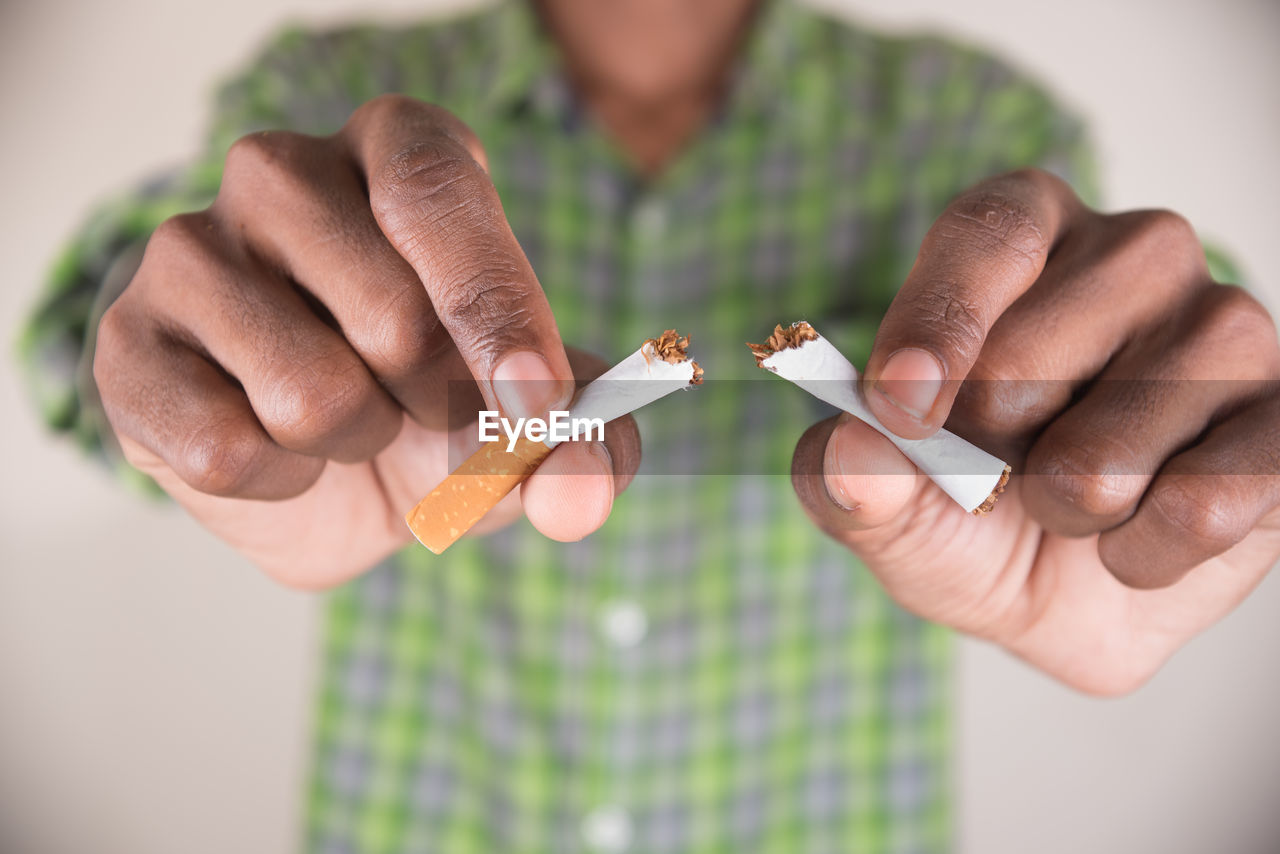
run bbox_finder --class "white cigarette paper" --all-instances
[405,330,701,554]
[755,324,1010,514]
[549,340,699,446]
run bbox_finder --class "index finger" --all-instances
[863,168,1082,439]
[342,95,575,421]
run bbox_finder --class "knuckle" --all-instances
[352,286,445,378]
[1139,208,1199,249]
[1119,208,1206,279]
[351,93,467,134]
[178,424,265,496]
[224,130,305,179]
[220,131,316,209]
[368,150,498,255]
[1149,475,1247,552]
[351,93,463,129]
[259,355,374,448]
[92,299,158,405]
[138,214,229,298]
[351,92,420,124]
[955,366,1060,442]
[907,289,988,358]
[938,186,1049,266]
[435,263,533,334]
[1033,435,1144,520]
[147,212,214,261]
[92,303,136,385]
[93,300,132,361]
[372,142,487,221]
[91,305,129,400]
[417,101,485,155]
[1197,285,1278,348]
[224,132,274,178]
[952,378,1004,437]
[1008,166,1069,199]
[350,94,485,164]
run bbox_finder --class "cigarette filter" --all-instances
[750,322,1010,514]
[406,331,703,554]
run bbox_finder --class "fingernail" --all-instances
[492,351,573,420]
[587,440,613,475]
[874,348,944,420]
[825,472,858,512]
[824,416,859,512]
[587,441,615,499]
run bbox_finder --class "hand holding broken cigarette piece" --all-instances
[406,331,703,554]
[751,322,1010,514]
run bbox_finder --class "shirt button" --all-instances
[598,600,648,648]
[581,805,633,852]
[633,200,667,241]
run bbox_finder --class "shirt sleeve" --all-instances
[15,26,358,492]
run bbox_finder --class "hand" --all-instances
[94,95,638,588]
[793,168,1280,695]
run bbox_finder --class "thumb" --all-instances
[793,413,1033,634]
[792,413,924,537]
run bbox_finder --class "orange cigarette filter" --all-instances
[405,435,551,555]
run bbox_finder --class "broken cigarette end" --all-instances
[753,320,1011,516]
[971,465,1012,515]
[644,329,692,363]
[644,329,702,384]
[747,321,819,367]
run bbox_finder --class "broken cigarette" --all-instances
[406,330,704,554]
[750,322,1010,514]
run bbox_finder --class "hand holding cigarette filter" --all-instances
[406,330,704,554]
[750,322,1010,514]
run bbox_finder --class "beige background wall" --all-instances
[2,1,1277,852]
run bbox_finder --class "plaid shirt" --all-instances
[21,2,1099,851]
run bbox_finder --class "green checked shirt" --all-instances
[22,2,1099,852]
